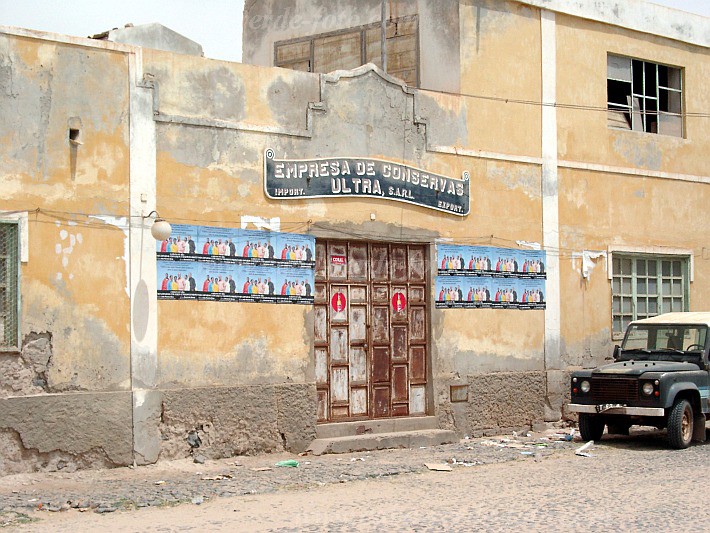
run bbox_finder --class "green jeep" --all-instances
[568,312,710,449]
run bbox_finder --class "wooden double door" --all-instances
[314,240,429,422]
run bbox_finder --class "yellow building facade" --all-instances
[0,0,708,472]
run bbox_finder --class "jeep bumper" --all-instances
[568,404,665,416]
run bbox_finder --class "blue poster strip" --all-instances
[435,275,545,310]
[157,225,315,269]
[156,224,316,305]
[437,244,546,279]
[157,242,315,305]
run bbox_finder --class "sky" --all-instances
[1,0,708,63]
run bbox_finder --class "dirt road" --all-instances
[3,428,709,531]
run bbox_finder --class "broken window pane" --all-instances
[607,55,683,137]
[607,55,631,81]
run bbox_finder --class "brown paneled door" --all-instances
[314,240,428,421]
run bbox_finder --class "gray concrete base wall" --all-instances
[437,371,546,438]
[0,392,133,474]
[158,383,317,461]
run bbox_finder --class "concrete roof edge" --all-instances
[0,25,137,53]
[518,0,710,48]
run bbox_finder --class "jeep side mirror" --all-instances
[613,345,621,360]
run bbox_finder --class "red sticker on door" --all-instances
[331,255,347,265]
[392,291,407,312]
[331,292,347,313]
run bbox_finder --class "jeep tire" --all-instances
[667,399,693,449]
[579,413,605,441]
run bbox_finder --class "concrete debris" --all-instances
[575,441,595,457]
[191,496,204,505]
[186,430,202,448]
[193,454,206,464]
[447,458,482,467]
[201,474,233,481]
[424,463,452,472]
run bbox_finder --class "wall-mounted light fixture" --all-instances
[144,210,172,241]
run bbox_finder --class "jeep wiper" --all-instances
[623,348,651,354]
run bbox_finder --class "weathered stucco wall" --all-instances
[159,383,316,460]
[556,14,710,176]
[459,0,543,158]
[0,392,133,473]
[558,169,710,364]
[0,35,132,393]
[0,32,133,471]
[437,371,547,438]
[144,52,546,393]
[554,16,710,373]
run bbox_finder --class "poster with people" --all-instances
[437,244,469,273]
[435,276,466,307]
[465,277,493,307]
[198,263,236,299]
[490,278,519,308]
[196,226,239,260]
[157,225,315,305]
[435,243,546,309]
[275,233,315,267]
[517,278,546,309]
[234,230,275,264]
[516,249,546,277]
[275,267,314,303]
[158,260,315,305]
[157,224,315,268]
[157,261,201,299]
[156,224,199,258]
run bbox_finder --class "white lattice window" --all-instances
[0,222,20,349]
[612,255,689,337]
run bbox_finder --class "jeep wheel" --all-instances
[667,399,694,449]
[579,413,605,441]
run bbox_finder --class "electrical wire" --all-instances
[5,207,707,259]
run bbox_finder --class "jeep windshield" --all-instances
[620,324,707,362]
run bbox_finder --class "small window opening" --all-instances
[69,128,83,145]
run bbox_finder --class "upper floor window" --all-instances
[607,54,683,137]
[0,222,19,349]
[275,15,419,87]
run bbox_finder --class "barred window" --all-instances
[0,222,19,349]
[612,255,689,337]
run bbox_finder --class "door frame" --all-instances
[313,237,434,423]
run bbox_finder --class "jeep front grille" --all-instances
[591,377,639,403]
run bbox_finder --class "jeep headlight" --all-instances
[642,382,654,396]
[580,380,591,393]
